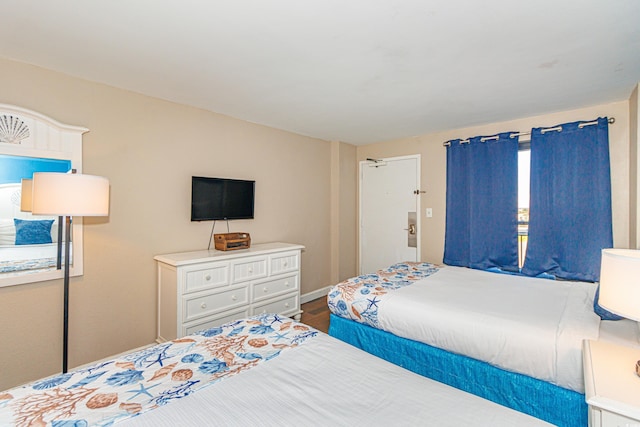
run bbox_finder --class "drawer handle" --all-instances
[248,267,253,273]
[204,274,211,281]
[231,295,237,301]
[284,281,289,287]
[285,302,290,308]
[263,287,268,293]
[283,261,288,267]
[201,302,207,309]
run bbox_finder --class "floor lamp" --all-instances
[31,172,110,374]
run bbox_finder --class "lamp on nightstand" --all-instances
[31,172,110,373]
[598,248,640,376]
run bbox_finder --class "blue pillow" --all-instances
[14,218,54,245]
[593,285,624,321]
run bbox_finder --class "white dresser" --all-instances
[155,242,304,342]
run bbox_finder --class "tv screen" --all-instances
[191,176,255,221]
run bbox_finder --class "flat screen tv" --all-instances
[191,176,255,221]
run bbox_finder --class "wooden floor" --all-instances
[300,297,330,333]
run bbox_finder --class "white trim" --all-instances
[301,286,331,304]
[0,104,88,133]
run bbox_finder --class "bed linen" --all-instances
[0,243,58,273]
[0,314,552,427]
[599,317,640,345]
[329,313,584,427]
[0,314,316,426]
[122,320,550,427]
[328,263,600,393]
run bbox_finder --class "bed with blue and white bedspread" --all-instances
[328,262,640,427]
[0,313,552,427]
[0,314,316,426]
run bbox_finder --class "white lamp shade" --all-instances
[31,172,110,216]
[20,178,33,212]
[599,248,640,322]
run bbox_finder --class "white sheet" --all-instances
[123,331,550,427]
[0,242,58,261]
[377,266,601,393]
[0,243,66,274]
[599,318,640,347]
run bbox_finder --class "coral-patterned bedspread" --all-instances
[0,314,317,427]
[327,262,440,328]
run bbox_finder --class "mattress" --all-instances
[328,263,602,392]
[0,314,551,427]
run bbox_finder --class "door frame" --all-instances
[358,154,421,274]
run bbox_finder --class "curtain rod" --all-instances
[442,117,615,146]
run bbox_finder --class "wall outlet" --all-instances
[426,208,433,218]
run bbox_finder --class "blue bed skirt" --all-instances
[329,314,586,427]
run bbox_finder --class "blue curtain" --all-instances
[444,133,519,271]
[521,118,612,282]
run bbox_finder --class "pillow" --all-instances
[593,285,624,321]
[14,218,54,245]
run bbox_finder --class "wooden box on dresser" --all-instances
[155,242,304,342]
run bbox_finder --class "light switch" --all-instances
[426,208,433,218]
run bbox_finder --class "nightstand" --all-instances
[583,339,640,427]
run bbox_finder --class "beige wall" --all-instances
[331,142,358,283]
[0,58,337,390]
[358,100,632,265]
[630,84,639,248]
[329,141,358,286]
[337,142,357,282]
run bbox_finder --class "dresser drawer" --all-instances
[183,286,249,322]
[231,256,268,283]
[270,251,299,275]
[252,274,299,302]
[252,293,299,316]
[183,263,229,294]
[183,307,250,336]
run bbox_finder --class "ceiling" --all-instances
[1,0,639,145]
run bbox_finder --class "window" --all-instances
[518,147,530,267]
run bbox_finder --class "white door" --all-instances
[359,155,420,274]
